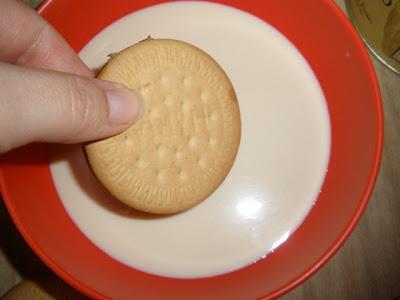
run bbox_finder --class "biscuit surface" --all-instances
[85,39,241,214]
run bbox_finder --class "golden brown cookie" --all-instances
[85,38,241,214]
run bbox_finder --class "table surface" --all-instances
[1,0,400,299]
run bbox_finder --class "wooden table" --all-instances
[1,1,399,299]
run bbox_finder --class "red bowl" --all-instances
[0,0,383,299]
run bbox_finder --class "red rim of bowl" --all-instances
[0,1,383,299]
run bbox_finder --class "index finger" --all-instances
[0,0,92,77]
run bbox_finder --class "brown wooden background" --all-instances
[1,0,399,299]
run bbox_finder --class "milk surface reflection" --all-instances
[271,231,291,252]
[236,196,263,220]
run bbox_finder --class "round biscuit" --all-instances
[85,38,241,214]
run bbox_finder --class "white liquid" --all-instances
[50,2,331,278]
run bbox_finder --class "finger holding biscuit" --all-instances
[0,62,143,154]
[0,0,143,154]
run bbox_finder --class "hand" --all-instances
[0,0,143,154]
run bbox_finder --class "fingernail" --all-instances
[106,88,144,125]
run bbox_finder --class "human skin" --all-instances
[0,0,143,154]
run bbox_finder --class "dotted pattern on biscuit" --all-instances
[85,39,241,214]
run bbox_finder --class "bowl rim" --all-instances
[0,0,384,299]
[267,2,384,298]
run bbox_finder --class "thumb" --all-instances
[0,62,143,154]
